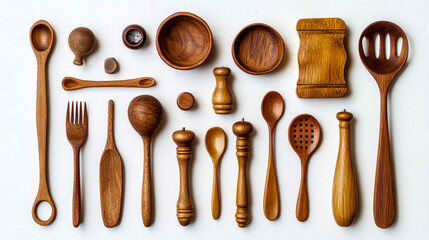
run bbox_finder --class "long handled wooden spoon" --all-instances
[62,76,155,91]
[359,21,408,228]
[100,100,123,228]
[261,91,284,221]
[30,20,56,226]
[205,127,226,220]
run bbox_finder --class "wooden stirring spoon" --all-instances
[30,20,56,226]
[261,91,284,221]
[359,21,408,228]
[100,100,123,228]
[288,114,321,222]
[205,127,226,220]
[128,95,163,227]
[62,76,155,91]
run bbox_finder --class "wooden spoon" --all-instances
[62,76,155,91]
[205,127,226,220]
[288,114,321,222]
[30,20,56,226]
[128,95,163,227]
[100,100,123,228]
[261,91,284,221]
[358,21,408,228]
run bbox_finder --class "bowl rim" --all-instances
[232,23,285,75]
[156,12,213,70]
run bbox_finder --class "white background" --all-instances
[0,0,427,239]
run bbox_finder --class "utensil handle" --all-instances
[62,77,155,91]
[236,147,249,227]
[72,147,81,227]
[211,165,220,219]
[374,92,395,228]
[296,158,309,222]
[263,127,279,221]
[333,111,356,226]
[176,146,193,226]
[142,136,153,227]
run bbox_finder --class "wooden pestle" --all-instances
[233,119,253,227]
[212,67,233,114]
[332,110,357,226]
[172,128,195,226]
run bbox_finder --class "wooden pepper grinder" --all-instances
[233,119,253,227]
[172,128,195,226]
[212,67,233,114]
[332,110,357,227]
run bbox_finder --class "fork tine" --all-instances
[71,101,75,125]
[84,102,88,127]
[79,101,83,125]
[66,102,70,125]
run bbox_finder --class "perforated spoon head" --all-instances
[288,114,321,159]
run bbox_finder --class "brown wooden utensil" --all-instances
[358,21,408,229]
[128,95,163,227]
[212,67,233,114]
[288,114,320,222]
[100,100,123,228]
[205,127,226,220]
[66,102,88,227]
[261,91,284,221]
[68,27,96,65]
[30,19,56,226]
[62,76,155,91]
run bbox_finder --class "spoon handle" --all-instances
[62,76,155,91]
[211,164,220,219]
[263,127,279,221]
[296,157,309,222]
[374,91,395,228]
[72,146,81,227]
[142,136,153,227]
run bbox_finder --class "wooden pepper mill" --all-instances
[172,128,195,226]
[332,110,357,226]
[212,67,233,114]
[233,119,253,227]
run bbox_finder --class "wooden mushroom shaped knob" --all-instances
[172,128,195,226]
[233,119,253,227]
[68,27,96,66]
[332,110,357,227]
[212,67,233,114]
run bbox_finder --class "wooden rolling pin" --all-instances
[233,119,253,227]
[62,76,155,91]
[332,110,357,226]
[172,128,195,226]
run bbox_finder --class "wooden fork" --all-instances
[66,101,88,227]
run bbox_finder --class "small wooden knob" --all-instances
[172,128,195,226]
[212,67,233,114]
[104,58,119,74]
[177,92,195,111]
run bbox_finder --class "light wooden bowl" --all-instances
[232,23,284,75]
[156,12,213,70]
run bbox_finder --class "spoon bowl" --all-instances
[261,91,284,124]
[128,95,163,137]
[205,127,226,163]
[31,23,53,52]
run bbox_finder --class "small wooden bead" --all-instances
[104,58,119,74]
[177,92,195,111]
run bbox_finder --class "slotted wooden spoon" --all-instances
[358,21,408,229]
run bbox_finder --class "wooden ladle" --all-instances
[205,127,226,220]
[128,95,163,227]
[62,76,155,91]
[359,21,408,229]
[261,91,284,221]
[30,20,56,226]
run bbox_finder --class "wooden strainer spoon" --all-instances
[358,21,408,229]
[288,114,321,222]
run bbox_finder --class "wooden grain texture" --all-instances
[288,114,321,222]
[233,119,253,227]
[205,127,226,220]
[232,23,284,75]
[30,19,56,226]
[122,24,146,49]
[261,91,284,221]
[62,76,155,91]
[128,95,163,227]
[156,12,212,70]
[104,58,119,74]
[358,21,408,229]
[68,27,95,66]
[173,129,195,226]
[66,102,88,227]
[332,111,357,227]
[100,100,123,228]
[296,18,347,98]
[177,92,195,111]
[212,67,233,114]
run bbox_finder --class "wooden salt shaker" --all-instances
[172,128,195,226]
[332,110,357,226]
[233,119,253,227]
[212,67,233,114]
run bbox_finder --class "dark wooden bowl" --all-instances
[156,12,213,70]
[232,23,284,75]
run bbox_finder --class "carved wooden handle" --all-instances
[235,136,249,227]
[141,136,152,227]
[72,147,81,227]
[212,67,233,114]
[263,127,279,221]
[62,76,155,91]
[211,164,220,219]
[296,156,309,222]
[176,146,193,226]
[332,111,356,227]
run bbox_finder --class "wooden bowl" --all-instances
[232,23,284,75]
[156,12,213,70]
